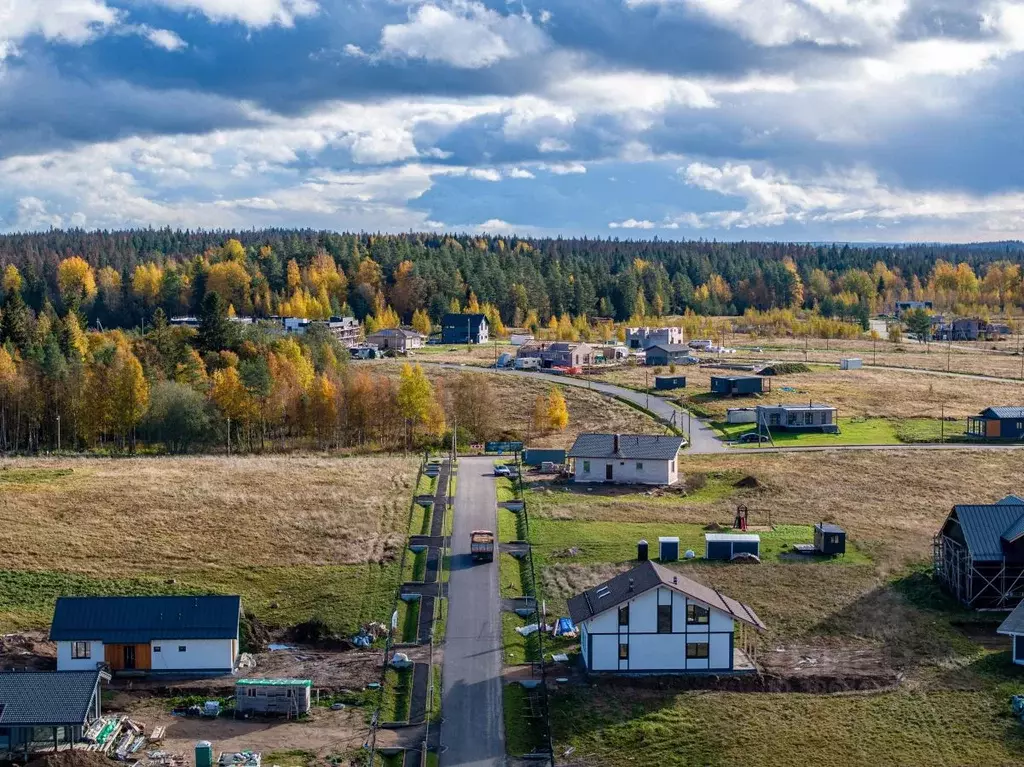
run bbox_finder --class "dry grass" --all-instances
[0,454,418,574]
[591,363,1024,420]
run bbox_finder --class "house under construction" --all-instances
[934,495,1024,608]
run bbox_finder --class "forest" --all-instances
[0,229,1022,455]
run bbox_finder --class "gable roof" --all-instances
[980,407,1024,419]
[567,433,684,460]
[567,561,765,630]
[999,601,1024,636]
[945,503,1024,561]
[441,313,487,330]
[711,375,761,382]
[368,327,422,339]
[647,344,691,353]
[0,670,106,726]
[51,595,241,643]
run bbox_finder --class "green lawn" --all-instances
[416,472,437,497]
[551,683,1024,767]
[409,504,431,536]
[396,598,420,643]
[527,520,870,570]
[379,667,413,723]
[430,665,442,722]
[500,553,525,598]
[402,550,428,583]
[504,684,549,757]
[715,416,971,447]
[0,563,402,635]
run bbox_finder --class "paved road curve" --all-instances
[441,455,505,766]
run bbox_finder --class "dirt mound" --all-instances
[0,632,56,670]
[758,362,811,376]
[704,522,724,532]
[27,752,115,767]
[242,611,271,653]
[733,475,762,489]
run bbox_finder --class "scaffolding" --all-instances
[933,533,1024,608]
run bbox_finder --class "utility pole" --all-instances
[873,335,877,366]
[941,402,945,443]
[227,416,231,456]
[645,369,649,411]
[947,330,952,372]
[56,414,60,452]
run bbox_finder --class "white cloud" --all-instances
[673,160,1024,235]
[508,167,535,179]
[378,1,547,69]
[539,162,586,175]
[140,26,188,51]
[0,0,120,54]
[149,0,318,28]
[538,9,552,23]
[609,218,656,229]
[468,168,502,181]
[537,137,569,153]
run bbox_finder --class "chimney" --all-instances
[613,433,620,453]
[673,576,678,585]
[628,578,634,592]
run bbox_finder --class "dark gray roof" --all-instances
[51,595,241,643]
[981,407,1024,419]
[712,375,761,382]
[647,344,690,353]
[946,504,1024,560]
[815,523,845,534]
[442,313,487,329]
[567,561,765,630]
[368,328,422,338]
[567,433,684,460]
[999,602,1024,636]
[758,404,836,412]
[0,670,105,726]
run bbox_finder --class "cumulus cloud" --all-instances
[508,167,535,178]
[149,0,318,28]
[138,26,189,51]
[378,1,547,68]
[673,159,1024,235]
[609,218,656,229]
[537,137,569,153]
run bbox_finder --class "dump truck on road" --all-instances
[471,530,495,563]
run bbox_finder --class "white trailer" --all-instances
[840,358,863,370]
[514,357,542,370]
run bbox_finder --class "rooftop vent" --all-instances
[596,586,611,599]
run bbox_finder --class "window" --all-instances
[618,643,629,660]
[657,604,672,634]
[618,605,629,627]
[153,646,162,653]
[686,604,710,625]
[178,645,187,652]
[636,462,644,471]
[787,412,797,425]
[247,688,257,697]
[583,460,591,473]
[805,412,816,425]
[71,641,91,659]
[686,641,709,659]
[769,413,780,426]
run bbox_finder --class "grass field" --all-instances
[0,455,418,633]
[521,450,1024,764]
[715,417,970,446]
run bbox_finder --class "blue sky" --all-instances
[3,0,1024,241]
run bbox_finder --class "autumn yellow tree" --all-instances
[97,267,122,310]
[308,373,338,446]
[2,264,22,294]
[110,346,149,450]
[411,308,432,336]
[207,260,252,315]
[546,386,569,431]
[57,256,97,307]
[132,263,164,306]
[397,363,443,446]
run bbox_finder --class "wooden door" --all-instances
[987,420,1001,438]
[105,644,123,671]
[134,644,151,670]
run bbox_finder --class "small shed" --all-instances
[705,533,761,560]
[998,602,1024,665]
[710,376,766,396]
[814,523,846,555]
[235,679,312,717]
[522,448,566,467]
[840,358,863,370]
[726,408,757,424]
[659,536,680,562]
[654,375,687,390]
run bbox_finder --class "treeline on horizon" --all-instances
[1,229,1023,332]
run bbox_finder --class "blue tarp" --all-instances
[554,617,577,636]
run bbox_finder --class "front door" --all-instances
[123,645,136,670]
[605,464,613,481]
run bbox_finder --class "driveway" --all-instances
[440,455,505,766]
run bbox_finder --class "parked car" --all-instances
[494,465,512,477]
[738,432,770,443]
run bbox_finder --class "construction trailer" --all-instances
[840,358,863,370]
[704,533,761,560]
[710,376,768,396]
[654,375,687,390]
[235,679,311,717]
[814,523,846,555]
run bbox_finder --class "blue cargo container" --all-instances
[654,375,687,390]
[704,533,761,560]
[523,448,567,466]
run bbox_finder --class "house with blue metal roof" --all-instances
[967,407,1024,441]
[51,595,241,675]
[0,669,109,759]
[934,495,1024,608]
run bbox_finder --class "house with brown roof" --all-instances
[567,560,765,673]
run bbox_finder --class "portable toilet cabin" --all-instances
[704,533,761,560]
[654,375,687,390]
[195,742,214,767]
[637,540,649,562]
[814,523,846,555]
[840,358,863,370]
[659,536,680,562]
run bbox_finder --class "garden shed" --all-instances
[710,376,767,396]
[235,679,311,717]
[705,533,761,560]
[814,523,846,555]
[654,375,687,390]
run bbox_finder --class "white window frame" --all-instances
[71,641,91,659]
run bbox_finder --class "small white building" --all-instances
[365,327,424,353]
[568,560,765,673]
[567,433,685,485]
[998,601,1024,665]
[626,327,684,350]
[51,595,241,675]
[840,358,863,370]
[510,333,535,346]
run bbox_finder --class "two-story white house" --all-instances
[51,595,241,675]
[567,433,684,485]
[568,561,765,673]
[626,326,684,350]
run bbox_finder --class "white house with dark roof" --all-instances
[567,433,684,485]
[997,601,1024,665]
[567,560,765,673]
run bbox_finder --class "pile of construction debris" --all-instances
[82,716,178,765]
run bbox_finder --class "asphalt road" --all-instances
[436,363,726,454]
[440,455,505,766]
